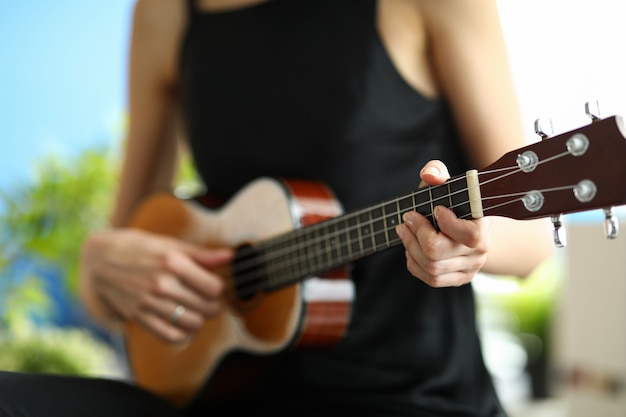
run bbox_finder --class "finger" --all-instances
[105,238,228,312]
[400,211,461,262]
[95,249,223,320]
[404,252,476,288]
[95,267,208,325]
[434,206,491,250]
[101,282,204,343]
[136,309,193,344]
[150,273,223,318]
[132,289,206,334]
[419,160,451,187]
[396,213,480,285]
[153,300,204,332]
[161,251,225,298]
[185,247,233,268]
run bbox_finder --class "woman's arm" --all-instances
[79,0,232,343]
[396,0,553,283]
[111,0,186,227]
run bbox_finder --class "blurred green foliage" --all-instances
[0,145,118,296]
[0,144,120,375]
[0,139,202,375]
[0,323,116,376]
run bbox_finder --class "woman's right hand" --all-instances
[79,228,233,343]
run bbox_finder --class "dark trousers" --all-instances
[0,371,178,417]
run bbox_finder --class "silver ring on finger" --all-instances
[169,304,186,325]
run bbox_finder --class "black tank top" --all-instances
[180,1,505,416]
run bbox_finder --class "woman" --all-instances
[1,0,552,416]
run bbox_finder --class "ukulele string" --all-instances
[230,152,573,297]
[456,184,580,220]
[229,166,535,297]
[230,167,509,283]
[228,175,472,296]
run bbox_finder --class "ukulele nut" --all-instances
[574,179,597,203]
[516,151,539,173]
[521,190,544,212]
[567,133,590,156]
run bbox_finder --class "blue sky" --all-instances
[0,1,135,188]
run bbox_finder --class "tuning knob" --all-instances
[534,118,554,140]
[603,207,619,239]
[585,100,602,122]
[551,214,567,247]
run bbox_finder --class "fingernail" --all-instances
[395,225,404,237]
[402,212,414,225]
[421,166,440,177]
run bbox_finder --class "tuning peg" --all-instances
[551,214,567,247]
[603,207,619,239]
[585,100,602,122]
[534,118,554,140]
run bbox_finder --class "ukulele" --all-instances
[124,114,626,409]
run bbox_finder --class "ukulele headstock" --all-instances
[478,103,626,247]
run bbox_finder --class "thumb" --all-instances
[419,160,451,187]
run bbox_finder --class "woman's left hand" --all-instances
[396,160,493,287]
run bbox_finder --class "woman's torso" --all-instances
[176,0,504,415]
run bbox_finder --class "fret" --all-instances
[382,200,400,229]
[427,186,436,228]
[397,194,414,219]
[304,228,315,273]
[289,235,303,282]
[382,200,400,243]
[384,195,414,242]
[342,216,353,261]
[449,176,472,219]
[307,228,321,276]
[285,235,300,284]
[296,231,310,279]
[312,226,324,271]
[432,183,452,228]
[355,213,365,255]
[395,199,402,230]
[358,211,374,255]
[415,186,433,219]
[368,210,376,251]
[385,200,402,244]
[333,219,345,265]
[387,219,399,242]
[381,203,390,246]
[431,183,452,208]
[319,223,333,271]
[347,214,361,258]
[370,205,387,248]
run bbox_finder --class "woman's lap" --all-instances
[0,371,178,417]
